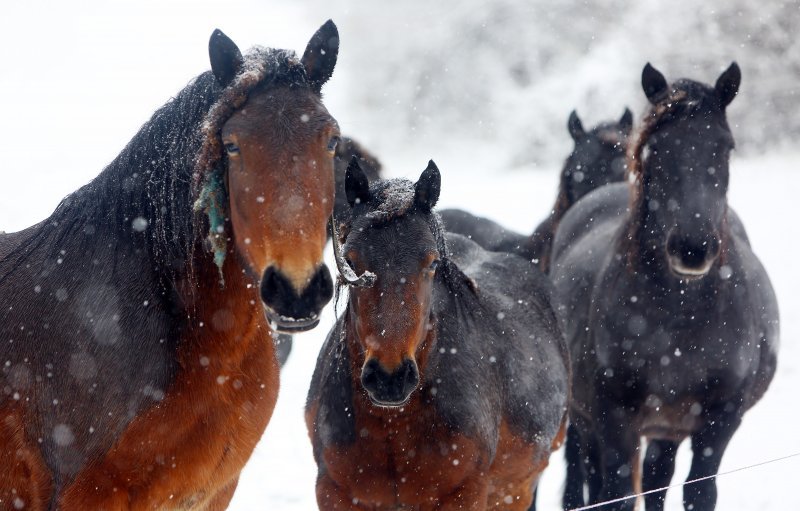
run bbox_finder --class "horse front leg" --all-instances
[562,422,585,510]
[682,406,743,511]
[642,439,679,511]
[595,402,640,511]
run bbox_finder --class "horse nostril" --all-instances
[260,266,292,307]
[400,359,420,396]
[360,358,382,394]
[307,265,334,312]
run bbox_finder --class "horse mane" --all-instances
[1,47,308,289]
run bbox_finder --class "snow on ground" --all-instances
[1,2,798,510]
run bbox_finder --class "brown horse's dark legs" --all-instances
[682,409,742,511]
[642,439,679,511]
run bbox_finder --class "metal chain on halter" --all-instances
[329,216,376,288]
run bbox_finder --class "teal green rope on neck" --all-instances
[193,168,228,285]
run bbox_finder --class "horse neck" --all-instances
[176,244,267,365]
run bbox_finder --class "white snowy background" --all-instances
[0,1,798,509]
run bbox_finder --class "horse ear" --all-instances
[414,160,441,213]
[567,110,585,141]
[345,156,370,207]
[619,107,633,134]
[301,20,339,94]
[209,29,243,87]
[715,62,741,109]
[642,63,668,104]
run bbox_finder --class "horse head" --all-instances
[563,107,632,205]
[340,158,443,407]
[203,22,340,331]
[632,62,740,279]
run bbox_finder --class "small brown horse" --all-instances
[0,22,339,509]
[306,158,569,510]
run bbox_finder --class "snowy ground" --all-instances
[1,2,798,510]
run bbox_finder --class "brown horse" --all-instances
[306,158,570,510]
[0,22,339,510]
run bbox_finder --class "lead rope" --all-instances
[329,216,376,288]
[568,450,800,510]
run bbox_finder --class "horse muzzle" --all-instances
[666,228,721,280]
[360,357,420,408]
[260,264,333,333]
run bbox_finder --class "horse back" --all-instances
[442,233,569,446]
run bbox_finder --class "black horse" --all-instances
[306,159,569,510]
[440,108,632,271]
[0,22,340,509]
[551,63,779,511]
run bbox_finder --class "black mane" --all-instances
[0,47,309,288]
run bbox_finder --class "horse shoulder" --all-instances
[551,181,629,263]
[306,320,356,458]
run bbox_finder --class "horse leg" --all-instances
[595,403,640,511]
[273,332,293,367]
[562,422,585,509]
[682,408,742,511]
[642,439,679,511]
[0,408,53,511]
[584,427,604,504]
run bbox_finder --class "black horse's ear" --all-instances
[715,62,741,109]
[345,156,370,207]
[414,160,441,213]
[209,29,243,87]
[619,107,633,134]
[642,63,668,104]
[567,110,585,141]
[301,20,339,94]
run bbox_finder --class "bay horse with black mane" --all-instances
[440,107,632,272]
[0,21,340,509]
[306,158,569,510]
[551,63,779,511]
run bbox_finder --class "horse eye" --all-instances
[224,142,240,155]
[345,257,355,270]
[327,136,341,152]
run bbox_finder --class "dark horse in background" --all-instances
[440,107,632,272]
[306,158,569,510]
[274,135,382,366]
[0,22,340,510]
[551,63,778,511]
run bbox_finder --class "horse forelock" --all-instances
[192,47,306,195]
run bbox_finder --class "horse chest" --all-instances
[590,280,761,409]
[322,405,486,507]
